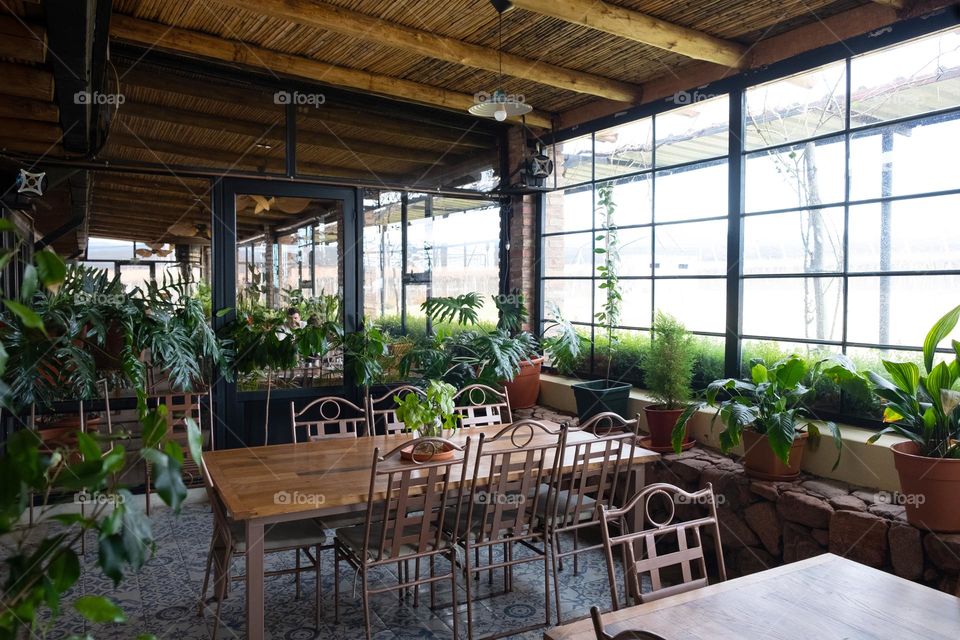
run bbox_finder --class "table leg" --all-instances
[246,520,265,640]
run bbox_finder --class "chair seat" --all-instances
[535,483,597,519]
[224,518,328,553]
[336,521,449,560]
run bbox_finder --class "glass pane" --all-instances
[742,277,843,341]
[654,278,726,334]
[544,186,592,234]
[618,227,652,277]
[655,94,729,167]
[405,284,430,337]
[602,279,652,328]
[543,233,593,277]
[848,194,960,272]
[118,264,151,291]
[595,117,653,180]
[87,237,133,261]
[745,62,846,150]
[851,27,960,127]
[744,136,845,213]
[655,219,728,276]
[742,208,844,274]
[849,112,960,201]
[606,173,653,227]
[654,160,727,222]
[847,275,960,347]
[554,134,593,188]
[607,329,651,384]
[363,192,403,322]
[543,279,593,324]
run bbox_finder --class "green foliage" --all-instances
[494,290,528,335]
[393,380,460,435]
[593,183,621,381]
[343,323,388,388]
[541,302,585,376]
[644,312,695,410]
[422,293,483,326]
[672,354,859,468]
[865,304,960,459]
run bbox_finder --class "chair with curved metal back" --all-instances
[575,411,639,436]
[453,383,512,429]
[366,385,426,435]
[333,436,474,640]
[454,419,567,640]
[598,482,726,610]
[590,606,668,640]
[545,426,643,624]
[290,395,367,441]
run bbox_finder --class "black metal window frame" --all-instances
[537,10,960,412]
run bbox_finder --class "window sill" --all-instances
[539,374,903,492]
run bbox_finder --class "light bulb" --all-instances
[494,107,508,122]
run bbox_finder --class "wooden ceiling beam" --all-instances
[120,100,457,165]
[109,15,553,127]
[0,62,54,102]
[94,175,209,197]
[0,16,47,64]
[510,0,747,68]
[119,68,494,149]
[0,117,64,143]
[0,95,60,123]
[0,137,63,156]
[213,0,640,103]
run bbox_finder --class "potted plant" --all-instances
[393,379,461,461]
[571,183,631,420]
[865,303,960,532]
[642,312,696,450]
[671,354,855,480]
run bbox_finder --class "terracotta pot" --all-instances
[400,441,457,463]
[503,357,544,409]
[742,430,808,480]
[892,441,960,532]
[644,405,686,449]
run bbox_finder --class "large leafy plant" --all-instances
[343,323,388,388]
[671,355,858,467]
[866,303,960,458]
[644,312,695,410]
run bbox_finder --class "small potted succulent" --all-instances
[394,380,461,461]
[642,312,696,450]
[672,355,856,480]
[865,303,960,532]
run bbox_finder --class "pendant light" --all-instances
[469,2,532,121]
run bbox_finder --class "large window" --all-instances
[540,25,960,417]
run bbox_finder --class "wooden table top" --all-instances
[545,553,960,640]
[203,424,660,521]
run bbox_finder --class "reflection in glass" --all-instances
[595,117,653,180]
[745,136,845,213]
[656,219,728,276]
[743,208,844,275]
[544,187,592,234]
[554,134,593,188]
[847,274,960,347]
[655,94,729,167]
[543,232,594,278]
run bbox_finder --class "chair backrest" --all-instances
[464,420,566,543]
[576,411,639,436]
[152,391,213,450]
[367,385,426,435]
[590,606,667,640]
[290,395,367,442]
[453,383,512,428]
[549,429,642,529]
[361,436,474,563]
[599,482,726,604]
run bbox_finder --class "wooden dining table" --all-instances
[545,553,960,639]
[202,422,660,639]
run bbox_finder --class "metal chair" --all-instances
[455,419,567,640]
[197,458,327,638]
[144,391,212,514]
[574,411,638,436]
[545,426,643,624]
[453,383,512,428]
[333,436,474,640]
[590,606,668,640]
[366,385,426,435]
[290,395,366,441]
[598,482,726,610]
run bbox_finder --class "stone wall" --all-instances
[647,447,960,596]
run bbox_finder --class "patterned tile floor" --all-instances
[34,499,633,640]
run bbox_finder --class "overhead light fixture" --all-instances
[468,2,532,122]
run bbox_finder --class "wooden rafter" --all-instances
[0,16,46,64]
[213,0,641,103]
[510,0,747,68]
[0,95,60,122]
[109,15,553,127]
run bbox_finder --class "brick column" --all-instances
[505,126,538,330]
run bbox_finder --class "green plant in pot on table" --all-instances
[642,312,696,450]
[571,183,632,420]
[864,303,960,532]
[671,354,858,480]
[393,380,461,461]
